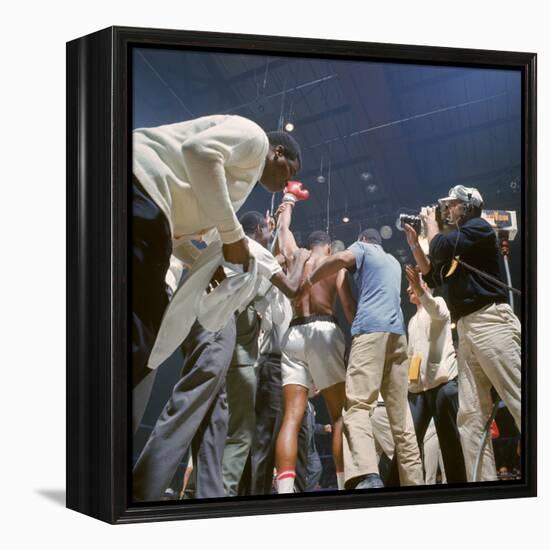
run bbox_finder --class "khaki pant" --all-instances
[371,402,416,462]
[423,420,446,484]
[343,332,423,487]
[456,303,521,481]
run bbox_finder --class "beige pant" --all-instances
[372,402,416,462]
[456,303,521,482]
[343,332,423,487]
[423,420,446,484]
[372,404,444,484]
[372,405,396,461]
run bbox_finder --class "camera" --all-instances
[399,205,443,236]
[399,214,422,235]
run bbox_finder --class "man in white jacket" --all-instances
[131,116,302,501]
[404,265,466,483]
[132,114,302,388]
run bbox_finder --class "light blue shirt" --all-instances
[348,242,405,337]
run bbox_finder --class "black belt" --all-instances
[289,314,339,328]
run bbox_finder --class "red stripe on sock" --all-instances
[276,470,296,481]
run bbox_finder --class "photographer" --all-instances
[403,185,521,481]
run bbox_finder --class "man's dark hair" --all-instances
[306,230,331,250]
[239,211,266,236]
[266,131,302,170]
[358,228,382,246]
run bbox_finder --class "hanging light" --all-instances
[317,157,325,184]
[285,122,295,132]
[360,171,372,182]
[342,194,350,224]
[380,225,392,240]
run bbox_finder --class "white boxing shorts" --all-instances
[281,315,346,394]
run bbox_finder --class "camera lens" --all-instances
[399,214,421,234]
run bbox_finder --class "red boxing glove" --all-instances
[283,181,310,204]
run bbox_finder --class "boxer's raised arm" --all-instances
[270,248,310,299]
[276,202,298,259]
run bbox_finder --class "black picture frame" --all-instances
[66,25,537,524]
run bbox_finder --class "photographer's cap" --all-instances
[438,185,483,208]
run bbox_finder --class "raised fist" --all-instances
[283,181,310,204]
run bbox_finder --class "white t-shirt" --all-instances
[247,238,282,280]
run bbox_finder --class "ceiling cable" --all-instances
[326,150,332,234]
[225,74,338,114]
[136,50,195,118]
[307,92,508,149]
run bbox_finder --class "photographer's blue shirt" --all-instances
[348,242,405,337]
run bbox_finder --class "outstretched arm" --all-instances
[276,202,298,259]
[336,269,357,325]
[265,210,286,266]
[301,250,356,294]
[404,223,431,275]
[405,265,449,319]
[270,248,310,299]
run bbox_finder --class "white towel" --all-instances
[255,285,293,333]
[147,238,278,370]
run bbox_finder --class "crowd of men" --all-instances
[130,114,522,500]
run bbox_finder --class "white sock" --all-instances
[276,470,296,493]
[337,471,345,490]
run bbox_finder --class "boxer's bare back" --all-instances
[293,253,339,317]
[275,199,354,324]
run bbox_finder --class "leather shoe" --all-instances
[355,474,384,489]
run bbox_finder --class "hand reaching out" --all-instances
[265,210,276,234]
[293,247,311,265]
[405,264,424,296]
[274,201,292,220]
[403,223,419,249]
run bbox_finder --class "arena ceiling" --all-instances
[132,46,522,315]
